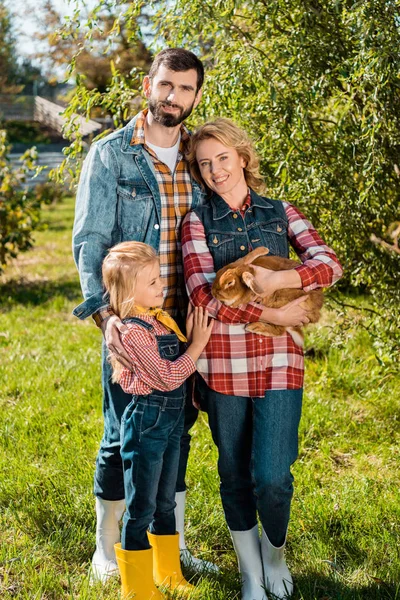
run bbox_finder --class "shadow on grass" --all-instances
[294,571,399,600]
[0,277,81,310]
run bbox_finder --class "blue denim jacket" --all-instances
[72,113,205,320]
[193,188,289,273]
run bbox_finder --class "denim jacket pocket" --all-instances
[259,219,289,256]
[117,181,153,237]
[207,233,235,271]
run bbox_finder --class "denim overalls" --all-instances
[119,317,186,550]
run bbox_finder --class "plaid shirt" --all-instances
[182,200,343,396]
[119,315,195,395]
[94,110,193,325]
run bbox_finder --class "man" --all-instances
[73,48,218,581]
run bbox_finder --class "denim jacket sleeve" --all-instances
[72,142,120,319]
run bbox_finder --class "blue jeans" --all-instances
[93,342,197,500]
[197,376,302,548]
[120,392,185,550]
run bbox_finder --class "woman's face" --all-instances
[195,138,247,196]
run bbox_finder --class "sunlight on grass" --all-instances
[0,198,399,599]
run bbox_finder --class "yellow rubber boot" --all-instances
[114,543,165,600]
[148,532,194,593]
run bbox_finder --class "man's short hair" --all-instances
[149,48,204,93]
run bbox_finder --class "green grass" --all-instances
[0,197,399,599]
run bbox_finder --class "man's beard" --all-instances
[148,98,195,127]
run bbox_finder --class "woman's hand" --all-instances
[261,296,311,327]
[185,303,194,342]
[251,266,302,297]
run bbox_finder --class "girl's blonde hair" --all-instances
[186,118,265,194]
[102,241,159,383]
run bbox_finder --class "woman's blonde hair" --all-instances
[186,118,265,193]
[102,241,159,382]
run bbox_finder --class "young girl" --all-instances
[101,241,213,600]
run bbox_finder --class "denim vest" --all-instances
[193,189,289,273]
[72,113,206,320]
[122,317,186,399]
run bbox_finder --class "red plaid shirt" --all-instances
[119,315,195,395]
[182,200,343,396]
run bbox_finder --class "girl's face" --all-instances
[134,260,164,308]
[195,138,247,196]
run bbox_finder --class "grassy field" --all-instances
[0,197,399,600]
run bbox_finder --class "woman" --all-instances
[181,119,343,600]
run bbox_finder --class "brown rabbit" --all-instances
[211,247,324,346]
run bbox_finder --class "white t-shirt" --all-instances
[146,134,181,173]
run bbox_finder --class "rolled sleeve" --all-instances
[72,142,120,317]
[284,202,343,291]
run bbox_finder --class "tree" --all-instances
[33,0,152,93]
[0,0,21,93]
[58,0,400,363]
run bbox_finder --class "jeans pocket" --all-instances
[140,404,162,437]
[121,396,138,423]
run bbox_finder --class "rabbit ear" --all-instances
[219,268,238,289]
[242,268,265,295]
[242,247,270,265]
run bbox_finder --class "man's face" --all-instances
[143,65,202,127]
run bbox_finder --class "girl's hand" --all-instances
[263,296,311,327]
[191,307,214,348]
[185,307,214,363]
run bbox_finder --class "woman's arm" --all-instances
[252,202,343,295]
[182,211,265,324]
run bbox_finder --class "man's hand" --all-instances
[101,315,134,370]
[261,296,311,327]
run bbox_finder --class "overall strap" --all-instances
[122,317,154,331]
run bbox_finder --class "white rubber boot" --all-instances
[91,498,125,583]
[175,490,219,574]
[230,526,266,600]
[261,528,293,598]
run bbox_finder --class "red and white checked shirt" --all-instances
[182,200,343,396]
[119,315,196,395]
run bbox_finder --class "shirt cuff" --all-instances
[294,264,318,291]
[92,306,115,328]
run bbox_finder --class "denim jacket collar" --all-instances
[121,114,143,154]
[211,188,274,220]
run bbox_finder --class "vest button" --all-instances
[277,226,282,232]
[240,245,246,250]
[237,227,243,232]
[154,224,160,230]
[233,213,238,219]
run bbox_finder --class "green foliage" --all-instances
[0,130,64,273]
[0,120,51,145]
[54,0,399,363]
[153,0,400,356]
